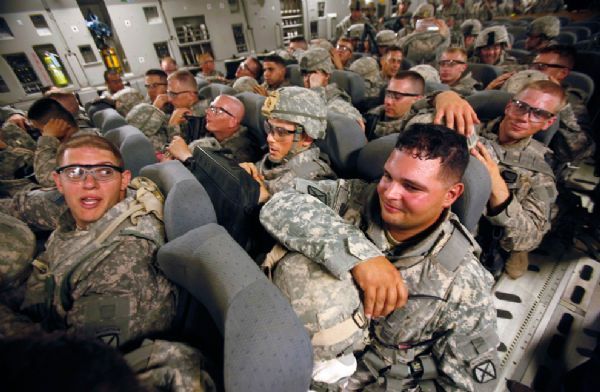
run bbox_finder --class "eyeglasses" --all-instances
[336,45,352,52]
[507,99,555,123]
[167,90,195,97]
[438,59,466,67]
[530,62,569,71]
[385,89,421,100]
[264,120,297,141]
[55,164,124,182]
[386,57,403,64]
[144,83,167,89]
[205,105,234,117]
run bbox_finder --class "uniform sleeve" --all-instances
[0,303,45,337]
[433,257,500,391]
[34,135,60,187]
[485,172,557,252]
[66,236,175,345]
[260,188,383,279]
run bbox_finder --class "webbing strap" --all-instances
[312,311,365,347]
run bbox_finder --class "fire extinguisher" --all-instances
[43,51,69,87]
[101,47,122,74]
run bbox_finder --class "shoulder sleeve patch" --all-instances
[307,185,329,205]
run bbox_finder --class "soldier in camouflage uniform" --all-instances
[438,0,465,46]
[299,47,364,129]
[196,53,226,84]
[112,87,144,117]
[439,47,482,95]
[410,64,441,83]
[525,16,560,53]
[239,86,336,199]
[260,124,499,391]
[375,30,398,57]
[166,70,209,141]
[232,75,259,94]
[397,3,435,39]
[349,56,384,100]
[126,103,169,151]
[254,55,291,97]
[0,122,37,197]
[1,106,28,129]
[460,19,482,57]
[471,25,520,73]
[332,37,356,70]
[396,13,451,65]
[46,90,95,130]
[166,94,261,164]
[336,0,371,40]
[471,80,561,278]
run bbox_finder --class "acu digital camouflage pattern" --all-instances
[449,72,482,95]
[1,122,36,150]
[188,125,261,163]
[167,99,209,140]
[376,30,398,47]
[349,57,384,99]
[299,47,334,74]
[478,118,557,252]
[34,135,60,187]
[318,84,364,125]
[367,98,435,139]
[528,15,560,38]
[232,76,259,94]
[410,64,441,84]
[260,181,499,391]
[501,70,549,94]
[0,187,67,232]
[397,29,451,65]
[0,188,175,348]
[0,143,35,197]
[112,87,145,117]
[126,102,169,151]
[256,146,336,194]
[262,86,327,140]
[336,14,370,40]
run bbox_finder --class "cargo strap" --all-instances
[312,308,367,348]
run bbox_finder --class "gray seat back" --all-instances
[92,108,127,133]
[330,69,366,107]
[157,224,312,392]
[286,64,304,87]
[104,125,157,177]
[561,26,591,41]
[507,48,531,63]
[198,83,237,102]
[87,101,114,123]
[564,71,595,105]
[425,81,450,94]
[236,92,268,149]
[355,134,491,233]
[556,31,577,45]
[467,63,503,88]
[315,111,367,177]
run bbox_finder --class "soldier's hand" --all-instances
[308,71,328,88]
[485,71,515,90]
[351,255,408,319]
[6,114,28,130]
[239,162,270,203]
[433,91,479,136]
[167,136,192,161]
[153,94,169,110]
[42,118,71,139]
[330,48,344,70]
[169,108,192,126]
[471,142,510,208]
[434,19,450,38]
[253,85,268,96]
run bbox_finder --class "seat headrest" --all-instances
[198,83,237,101]
[236,92,268,148]
[286,64,304,87]
[330,70,366,107]
[466,90,512,122]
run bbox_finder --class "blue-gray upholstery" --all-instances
[86,101,114,122]
[92,108,127,132]
[235,92,268,149]
[286,64,303,87]
[354,134,491,233]
[561,26,592,41]
[198,83,237,102]
[195,77,210,92]
[556,31,577,45]
[564,71,595,105]
[425,81,450,94]
[330,69,366,107]
[507,48,532,63]
[507,25,528,41]
[104,125,157,177]
[316,111,367,177]
[467,63,503,88]
[140,160,216,241]
[570,21,600,34]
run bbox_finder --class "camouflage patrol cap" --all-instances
[461,19,482,36]
[346,23,365,40]
[410,64,441,83]
[501,70,549,94]
[528,16,560,39]
[349,56,380,82]
[125,103,167,136]
[299,47,334,75]
[413,3,435,20]
[261,86,327,139]
[113,87,144,117]
[232,76,259,93]
[475,25,510,49]
[310,39,334,51]
[348,0,366,10]
[0,212,35,291]
[376,30,398,47]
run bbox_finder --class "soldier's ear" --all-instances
[443,181,464,208]
[52,171,64,194]
[120,170,132,192]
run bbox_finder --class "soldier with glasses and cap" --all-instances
[438,47,482,95]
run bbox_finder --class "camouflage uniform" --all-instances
[0,106,25,124]
[166,99,209,141]
[232,76,259,94]
[397,29,451,65]
[1,122,36,150]
[33,135,61,188]
[188,125,262,163]
[365,99,435,140]
[410,64,441,83]
[0,187,67,232]
[0,185,176,346]
[438,1,465,27]
[470,26,520,73]
[259,79,291,95]
[349,56,384,99]
[450,72,482,95]
[336,15,370,40]
[126,103,169,151]
[478,118,557,252]
[0,123,37,197]
[112,87,145,117]
[200,70,225,84]
[260,181,500,391]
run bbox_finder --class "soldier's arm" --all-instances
[554,102,594,164]
[33,135,60,187]
[66,236,174,345]
[260,187,383,279]
[487,172,557,252]
[0,303,45,338]
[434,257,500,391]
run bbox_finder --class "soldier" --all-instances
[471,80,561,278]
[525,16,560,53]
[331,37,355,70]
[460,19,482,57]
[379,45,404,89]
[232,75,259,94]
[102,69,125,97]
[288,36,308,57]
[438,0,465,29]
[125,103,169,152]
[166,70,208,140]
[239,86,336,198]
[397,14,451,65]
[299,47,365,130]
[160,56,178,76]
[375,30,398,57]
[0,134,36,198]
[349,56,384,100]
[196,53,225,83]
[397,3,435,39]
[166,94,261,163]
[471,26,520,73]
[259,124,499,391]
[112,87,144,117]
[1,106,28,130]
[438,47,482,95]
[234,56,263,81]
[335,0,370,40]
[46,90,95,130]
[142,69,169,112]
[410,64,441,84]
[253,55,289,96]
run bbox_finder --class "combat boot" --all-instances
[505,251,529,279]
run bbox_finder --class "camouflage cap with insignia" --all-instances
[232,76,259,93]
[475,25,510,49]
[113,87,144,117]
[410,64,441,84]
[461,19,482,36]
[376,30,398,47]
[299,47,334,75]
[125,103,167,136]
[528,16,560,38]
[345,23,365,40]
[261,86,327,139]
[501,70,549,94]
[349,56,380,82]
[413,3,434,20]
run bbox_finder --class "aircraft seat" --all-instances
[198,83,237,102]
[467,63,503,88]
[104,125,157,177]
[235,92,268,149]
[330,69,366,108]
